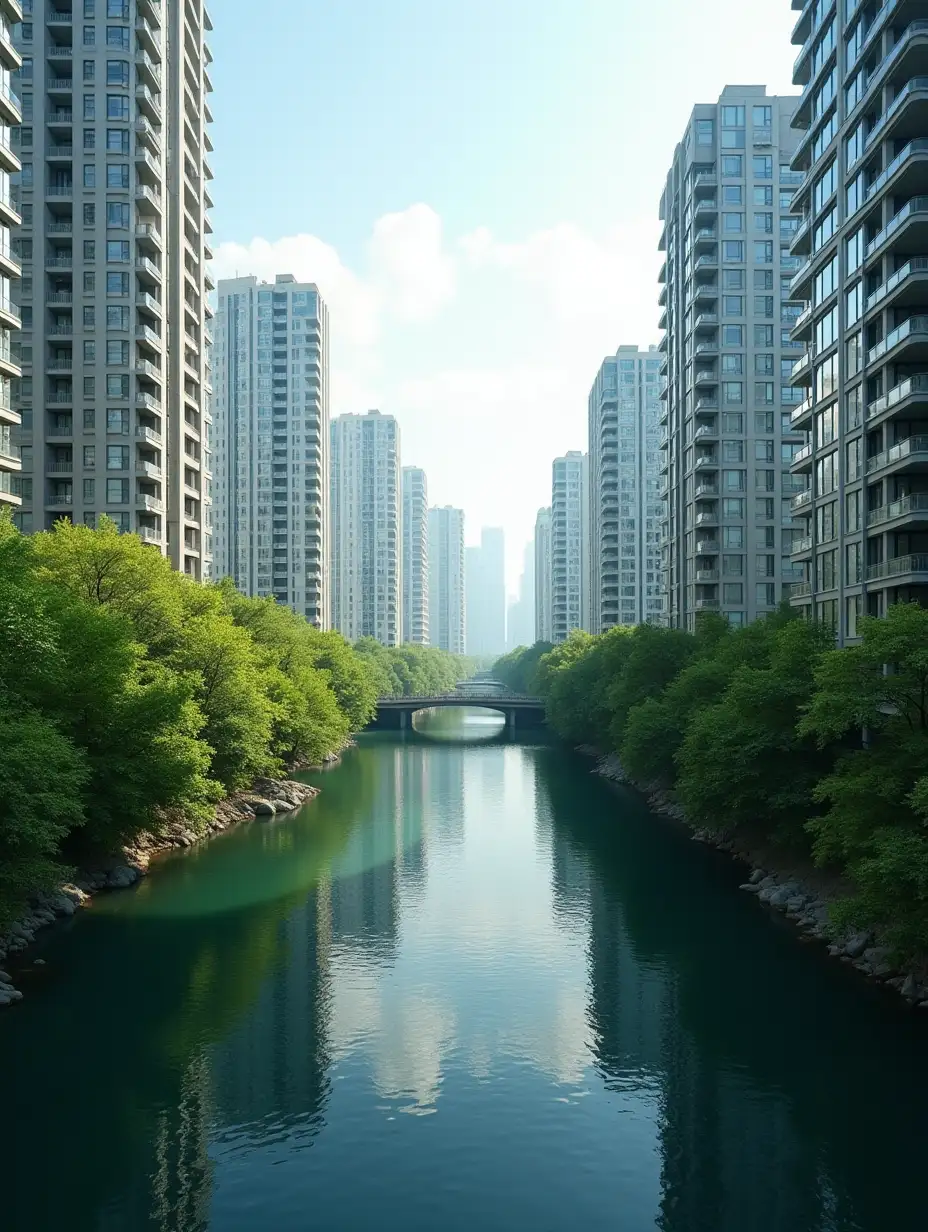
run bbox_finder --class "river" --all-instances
[2,709,928,1231]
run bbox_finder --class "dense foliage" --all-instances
[496,604,928,959]
[0,516,469,927]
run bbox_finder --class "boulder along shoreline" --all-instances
[0,774,322,1009]
[580,746,928,1012]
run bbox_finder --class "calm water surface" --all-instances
[2,709,928,1231]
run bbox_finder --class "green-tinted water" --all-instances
[2,709,928,1231]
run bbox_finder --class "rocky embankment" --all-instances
[585,750,928,1010]
[0,776,319,1009]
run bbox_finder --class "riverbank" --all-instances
[582,747,928,1010]
[0,775,320,1008]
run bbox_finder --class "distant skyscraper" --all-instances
[428,505,465,654]
[534,507,552,643]
[402,466,429,645]
[331,411,401,645]
[507,537,535,650]
[588,346,663,631]
[465,526,506,656]
[551,451,589,642]
[659,86,803,631]
[212,275,329,626]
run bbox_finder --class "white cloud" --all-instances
[370,204,456,323]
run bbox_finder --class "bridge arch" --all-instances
[368,694,546,733]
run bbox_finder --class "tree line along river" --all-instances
[2,708,927,1231]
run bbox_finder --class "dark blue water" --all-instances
[2,710,927,1231]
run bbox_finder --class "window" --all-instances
[83,24,95,45]
[19,161,33,186]
[106,240,129,261]
[83,202,95,225]
[722,241,744,261]
[816,450,839,497]
[83,59,94,81]
[756,583,776,607]
[106,95,129,120]
[845,542,862,585]
[813,161,836,212]
[107,375,129,399]
[695,119,714,145]
[106,26,130,48]
[846,488,861,533]
[846,385,862,430]
[106,60,129,86]
[815,353,838,402]
[83,128,95,150]
[845,121,864,169]
[753,105,772,127]
[755,468,775,491]
[722,185,743,204]
[722,440,744,462]
[83,445,95,468]
[755,382,775,405]
[846,228,863,275]
[722,325,743,345]
[106,200,130,228]
[106,478,129,504]
[813,206,837,250]
[753,155,773,178]
[723,583,744,604]
[721,412,744,433]
[756,497,775,521]
[754,188,773,209]
[83,271,95,293]
[723,269,744,290]
[83,240,96,260]
[106,444,129,470]
[21,22,33,40]
[846,172,864,217]
[846,436,861,482]
[754,324,774,346]
[106,271,129,295]
[105,339,128,365]
[755,441,775,465]
[723,498,744,518]
[815,305,838,352]
[723,295,743,316]
[721,155,742,176]
[106,164,129,189]
[813,254,838,303]
[84,378,95,398]
[754,296,774,317]
[723,212,744,233]
[722,381,743,404]
[815,402,838,447]
[106,128,129,153]
[721,128,745,149]
[83,95,95,120]
[754,213,773,234]
[722,553,744,575]
[722,105,745,126]
[723,526,743,548]
[83,163,96,188]
[83,340,95,361]
[83,478,95,502]
[817,549,838,591]
[85,1,96,17]
[721,354,743,374]
[106,305,129,330]
[107,0,129,16]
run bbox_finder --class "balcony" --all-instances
[694,598,720,611]
[694,367,718,389]
[867,554,928,583]
[866,434,928,476]
[694,423,718,443]
[136,460,162,480]
[694,454,718,472]
[866,492,928,529]
[791,487,812,511]
[790,350,813,386]
[694,482,719,499]
[692,170,717,197]
[790,302,814,341]
[790,441,813,470]
[866,197,928,261]
[866,374,928,424]
[789,581,812,599]
[695,510,719,528]
[865,139,928,205]
[866,77,928,150]
[791,535,813,557]
[867,315,928,367]
[136,425,162,445]
[695,569,719,582]
[693,312,718,333]
[865,257,928,315]
[695,539,719,555]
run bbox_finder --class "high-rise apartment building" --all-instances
[212,275,329,626]
[0,1,22,514]
[659,86,807,630]
[465,526,506,656]
[551,450,589,642]
[534,506,552,642]
[507,536,535,650]
[331,411,400,645]
[588,345,664,631]
[402,465,428,645]
[11,0,214,580]
[428,504,465,654]
[787,1,928,640]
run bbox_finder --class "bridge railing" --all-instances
[376,693,544,704]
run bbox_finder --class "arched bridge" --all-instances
[368,693,547,732]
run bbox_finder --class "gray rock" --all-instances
[901,974,920,1002]
[34,959,45,967]
[759,875,778,889]
[0,970,10,983]
[749,868,765,885]
[107,865,140,889]
[768,887,793,908]
[786,896,807,913]
[739,883,761,894]
[757,886,776,904]
[253,799,276,816]
[862,946,895,978]
[272,798,296,812]
[844,932,872,959]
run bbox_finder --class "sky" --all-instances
[209,0,799,593]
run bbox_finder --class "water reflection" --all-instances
[2,733,928,1230]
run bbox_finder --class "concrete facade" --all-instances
[428,504,465,654]
[588,345,664,631]
[534,505,552,643]
[11,0,214,580]
[331,410,400,645]
[787,1,928,639]
[659,86,806,630]
[0,1,21,512]
[212,274,329,626]
[551,450,589,642]
[465,525,506,656]
[402,465,428,645]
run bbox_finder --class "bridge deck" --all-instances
[376,694,544,708]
